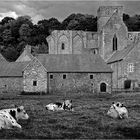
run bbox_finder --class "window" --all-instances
[100,82,107,92]
[61,43,65,50]
[127,63,134,73]
[93,50,96,54]
[90,75,93,79]
[63,74,66,79]
[50,74,53,79]
[113,34,117,51]
[33,81,37,86]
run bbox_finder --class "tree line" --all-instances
[0,13,140,61]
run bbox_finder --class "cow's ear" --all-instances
[15,105,18,108]
[19,106,24,110]
[70,100,72,103]
[17,108,21,112]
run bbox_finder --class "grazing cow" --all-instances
[46,100,74,111]
[0,106,29,130]
[107,102,128,119]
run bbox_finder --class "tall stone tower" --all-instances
[97,6,123,32]
[97,6,128,61]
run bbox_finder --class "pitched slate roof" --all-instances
[0,62,29,77]
[107,43,135,64]
[36,53,112,73]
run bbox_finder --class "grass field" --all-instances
[0,91,140,139]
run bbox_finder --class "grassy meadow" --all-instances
[0,91,140,139]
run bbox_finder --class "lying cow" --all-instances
[107,102,128,119]
[46,100,74,111]
[0,105,29,130]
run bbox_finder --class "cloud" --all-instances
[0,1,139,24]
[0,11,18,21]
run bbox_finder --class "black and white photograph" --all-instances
[0,0,140,139]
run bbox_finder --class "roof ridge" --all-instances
[99,9,118,33]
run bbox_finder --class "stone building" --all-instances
[47,6,140,90]
[2,5,140,93]
[23,53,112,93]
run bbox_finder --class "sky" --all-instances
[0,0,140,24]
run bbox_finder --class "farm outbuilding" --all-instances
[23,53,112,94]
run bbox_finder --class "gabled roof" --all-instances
[0,62,29,77]
[0,53,7,62]
[35,53,112,73]
[107,44,134,64]
[16,47,34,62]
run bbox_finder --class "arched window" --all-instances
[61,43,65,50]
[113,34,117,51]
[100,82,107,92]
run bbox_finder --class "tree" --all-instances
[48,17,62,30]
[19,23,32,42]
[2,29,14,45]
[1,17,15,25]
[2,46,19,61]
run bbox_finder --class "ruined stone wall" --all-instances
[46,30,99,54]
[23,58,47,93]
[48,72,112,93]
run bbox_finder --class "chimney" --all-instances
[25,44,32,54]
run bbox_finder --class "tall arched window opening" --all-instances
[113,34,117,51]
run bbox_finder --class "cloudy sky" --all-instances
[0,0,140,24]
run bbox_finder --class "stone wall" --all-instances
[48,72,112,93]
[97,6,123,32]
[46,30,99,55]
[0,77,23,91]
[23,58,47,93]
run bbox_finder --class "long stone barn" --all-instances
[23,52,112,94]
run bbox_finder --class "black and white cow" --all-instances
[45,100,74,111]
[0,106,29,130]
[107,102,128,119]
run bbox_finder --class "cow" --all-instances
[0,105,29,130]
[107,102,128,119]
[45,100,74,111]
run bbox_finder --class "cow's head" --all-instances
[13,106,29,121]
[63,100,73,110]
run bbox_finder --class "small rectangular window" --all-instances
[127,63,134,73]
[90,75,93,79]
[33,81,37,86]
[50,74,53,79]
[63,74,66,79]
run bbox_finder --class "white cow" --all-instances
[0,105,29,130]
[46,100,74,111]
[107,102,128,119]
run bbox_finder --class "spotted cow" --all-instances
[107,102,128,119]
[46,100,74,111]
[0,106,29,130]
